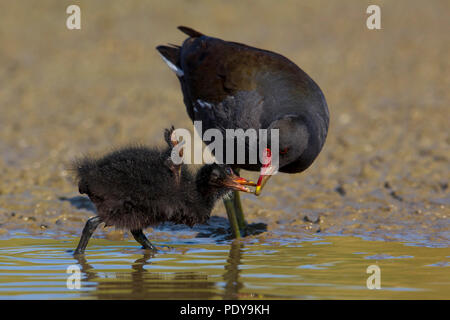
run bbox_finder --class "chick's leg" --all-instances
[74,216,102,255]
[131,229,157,251]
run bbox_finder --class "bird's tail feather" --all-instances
[177,26,203,38]
[156,45,183,77]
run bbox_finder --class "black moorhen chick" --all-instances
[72,128,252,254]
[157,27,329,237]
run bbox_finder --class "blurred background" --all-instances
[0,0,448,245]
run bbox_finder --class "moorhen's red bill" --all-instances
[157,26,329,195]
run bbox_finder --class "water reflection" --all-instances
[223,240,244,299]
[1,236,447,299]
[73,241,245,299]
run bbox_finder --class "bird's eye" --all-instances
[280,147,289,155]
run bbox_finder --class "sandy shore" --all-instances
[0,1,448,246]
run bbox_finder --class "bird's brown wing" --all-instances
[157,27,281,124]
[178,36,272,130]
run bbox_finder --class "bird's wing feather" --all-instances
[177,37,269,130]
[156,45,183,77]
[193,91,264,133]
[178,26,204,38]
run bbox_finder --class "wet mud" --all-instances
[0,1,448,249]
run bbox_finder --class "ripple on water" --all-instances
[0,236,448,299]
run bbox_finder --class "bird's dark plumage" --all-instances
[74,145,196,230]
[157,26,329,175]
[72,127,252,253]
[74,150,238,230]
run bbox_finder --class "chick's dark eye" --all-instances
[280,147,289,155]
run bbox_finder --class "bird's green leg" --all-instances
[233,189,247,231]
[233,168,247,233]
[223,196,241,239]
[223,168,247,238]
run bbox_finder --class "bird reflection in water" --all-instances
[72,241,246,299]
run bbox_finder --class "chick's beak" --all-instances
[234,177,257,186]
[222,174,254,193]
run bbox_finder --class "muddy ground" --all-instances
[0,1,448,247]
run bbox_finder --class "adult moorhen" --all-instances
[157,26,329,238]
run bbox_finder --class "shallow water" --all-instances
[0,235,448,299]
